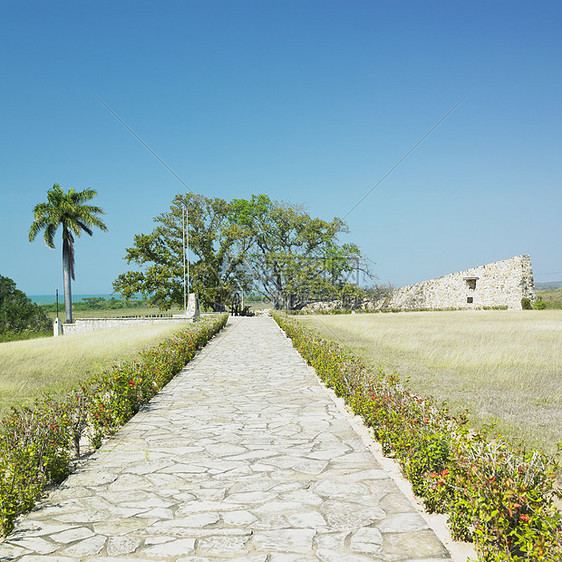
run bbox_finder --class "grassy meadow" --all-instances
[0,323,188,417]
[537,288,562,309]
[298,310,562,455]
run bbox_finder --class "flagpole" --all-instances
[182,206,187,314]
[187,204,190,296]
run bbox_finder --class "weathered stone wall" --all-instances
[379,255,535,311]
[302,300,345,314]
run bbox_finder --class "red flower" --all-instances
[520,514,530,522]
[441,469,449,477]
[129,381,135,387]
[429,472,439,478]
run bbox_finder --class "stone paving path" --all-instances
[1,317,452,561]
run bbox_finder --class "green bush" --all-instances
[0,400,71,535]
[273,312,562,561]
[0,276,51,338]
[532,296,547,310]
[535,289,562,309]
[521,298,532,310]
[0,314,227,536]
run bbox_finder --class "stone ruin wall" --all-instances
[379,255,535,311]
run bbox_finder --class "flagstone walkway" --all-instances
[2,317,454,561]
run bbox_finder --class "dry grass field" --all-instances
[0,323,187,417]
[298,310,562,455]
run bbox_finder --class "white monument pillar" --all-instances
[53,317,63,336]
[186,293,200,321]
[174,293,200,322]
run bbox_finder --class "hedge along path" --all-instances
[0,315,229,539]
[1,316,454,561]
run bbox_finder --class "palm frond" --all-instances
[75,220,94,237]
[79,211,108,231]
[30,184,107,267]
[44,223,57,249]
[78,188,98,201]
[28,220,43,242]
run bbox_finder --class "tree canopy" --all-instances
[0,275,51,336]
[114,193,251,312]
[114,193,368,311]
[230,194,364,309]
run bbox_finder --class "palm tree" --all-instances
[29,184,108,323]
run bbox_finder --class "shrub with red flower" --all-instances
[0,313,228,536]
[273,312,562,562]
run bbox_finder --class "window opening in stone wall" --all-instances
[464,277,478,290]
[467,297,473,304]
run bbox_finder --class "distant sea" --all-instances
[29,294,116,305]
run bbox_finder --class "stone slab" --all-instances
[3,317,454,560]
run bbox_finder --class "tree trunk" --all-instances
[62,242,73,323]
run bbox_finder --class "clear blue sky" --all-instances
[2,0,561,295]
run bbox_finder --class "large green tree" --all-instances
[230,195,367,309]
[113,193,251,312]
[29,184,108,323]
[114,192,368,312]
[0,275,51,335]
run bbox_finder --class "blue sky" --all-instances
[2,0,561,295]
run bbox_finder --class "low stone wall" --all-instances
[380,255,535,311]
[61,316,196,335]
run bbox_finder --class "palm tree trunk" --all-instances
[62,239,73,323]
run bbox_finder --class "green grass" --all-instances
[0,331,51,343]
[0,323,190,417]
[537,288,562,309]
[297,310,562,455]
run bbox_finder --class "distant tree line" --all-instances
[113,193,374,311]
[39,296,153,313]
